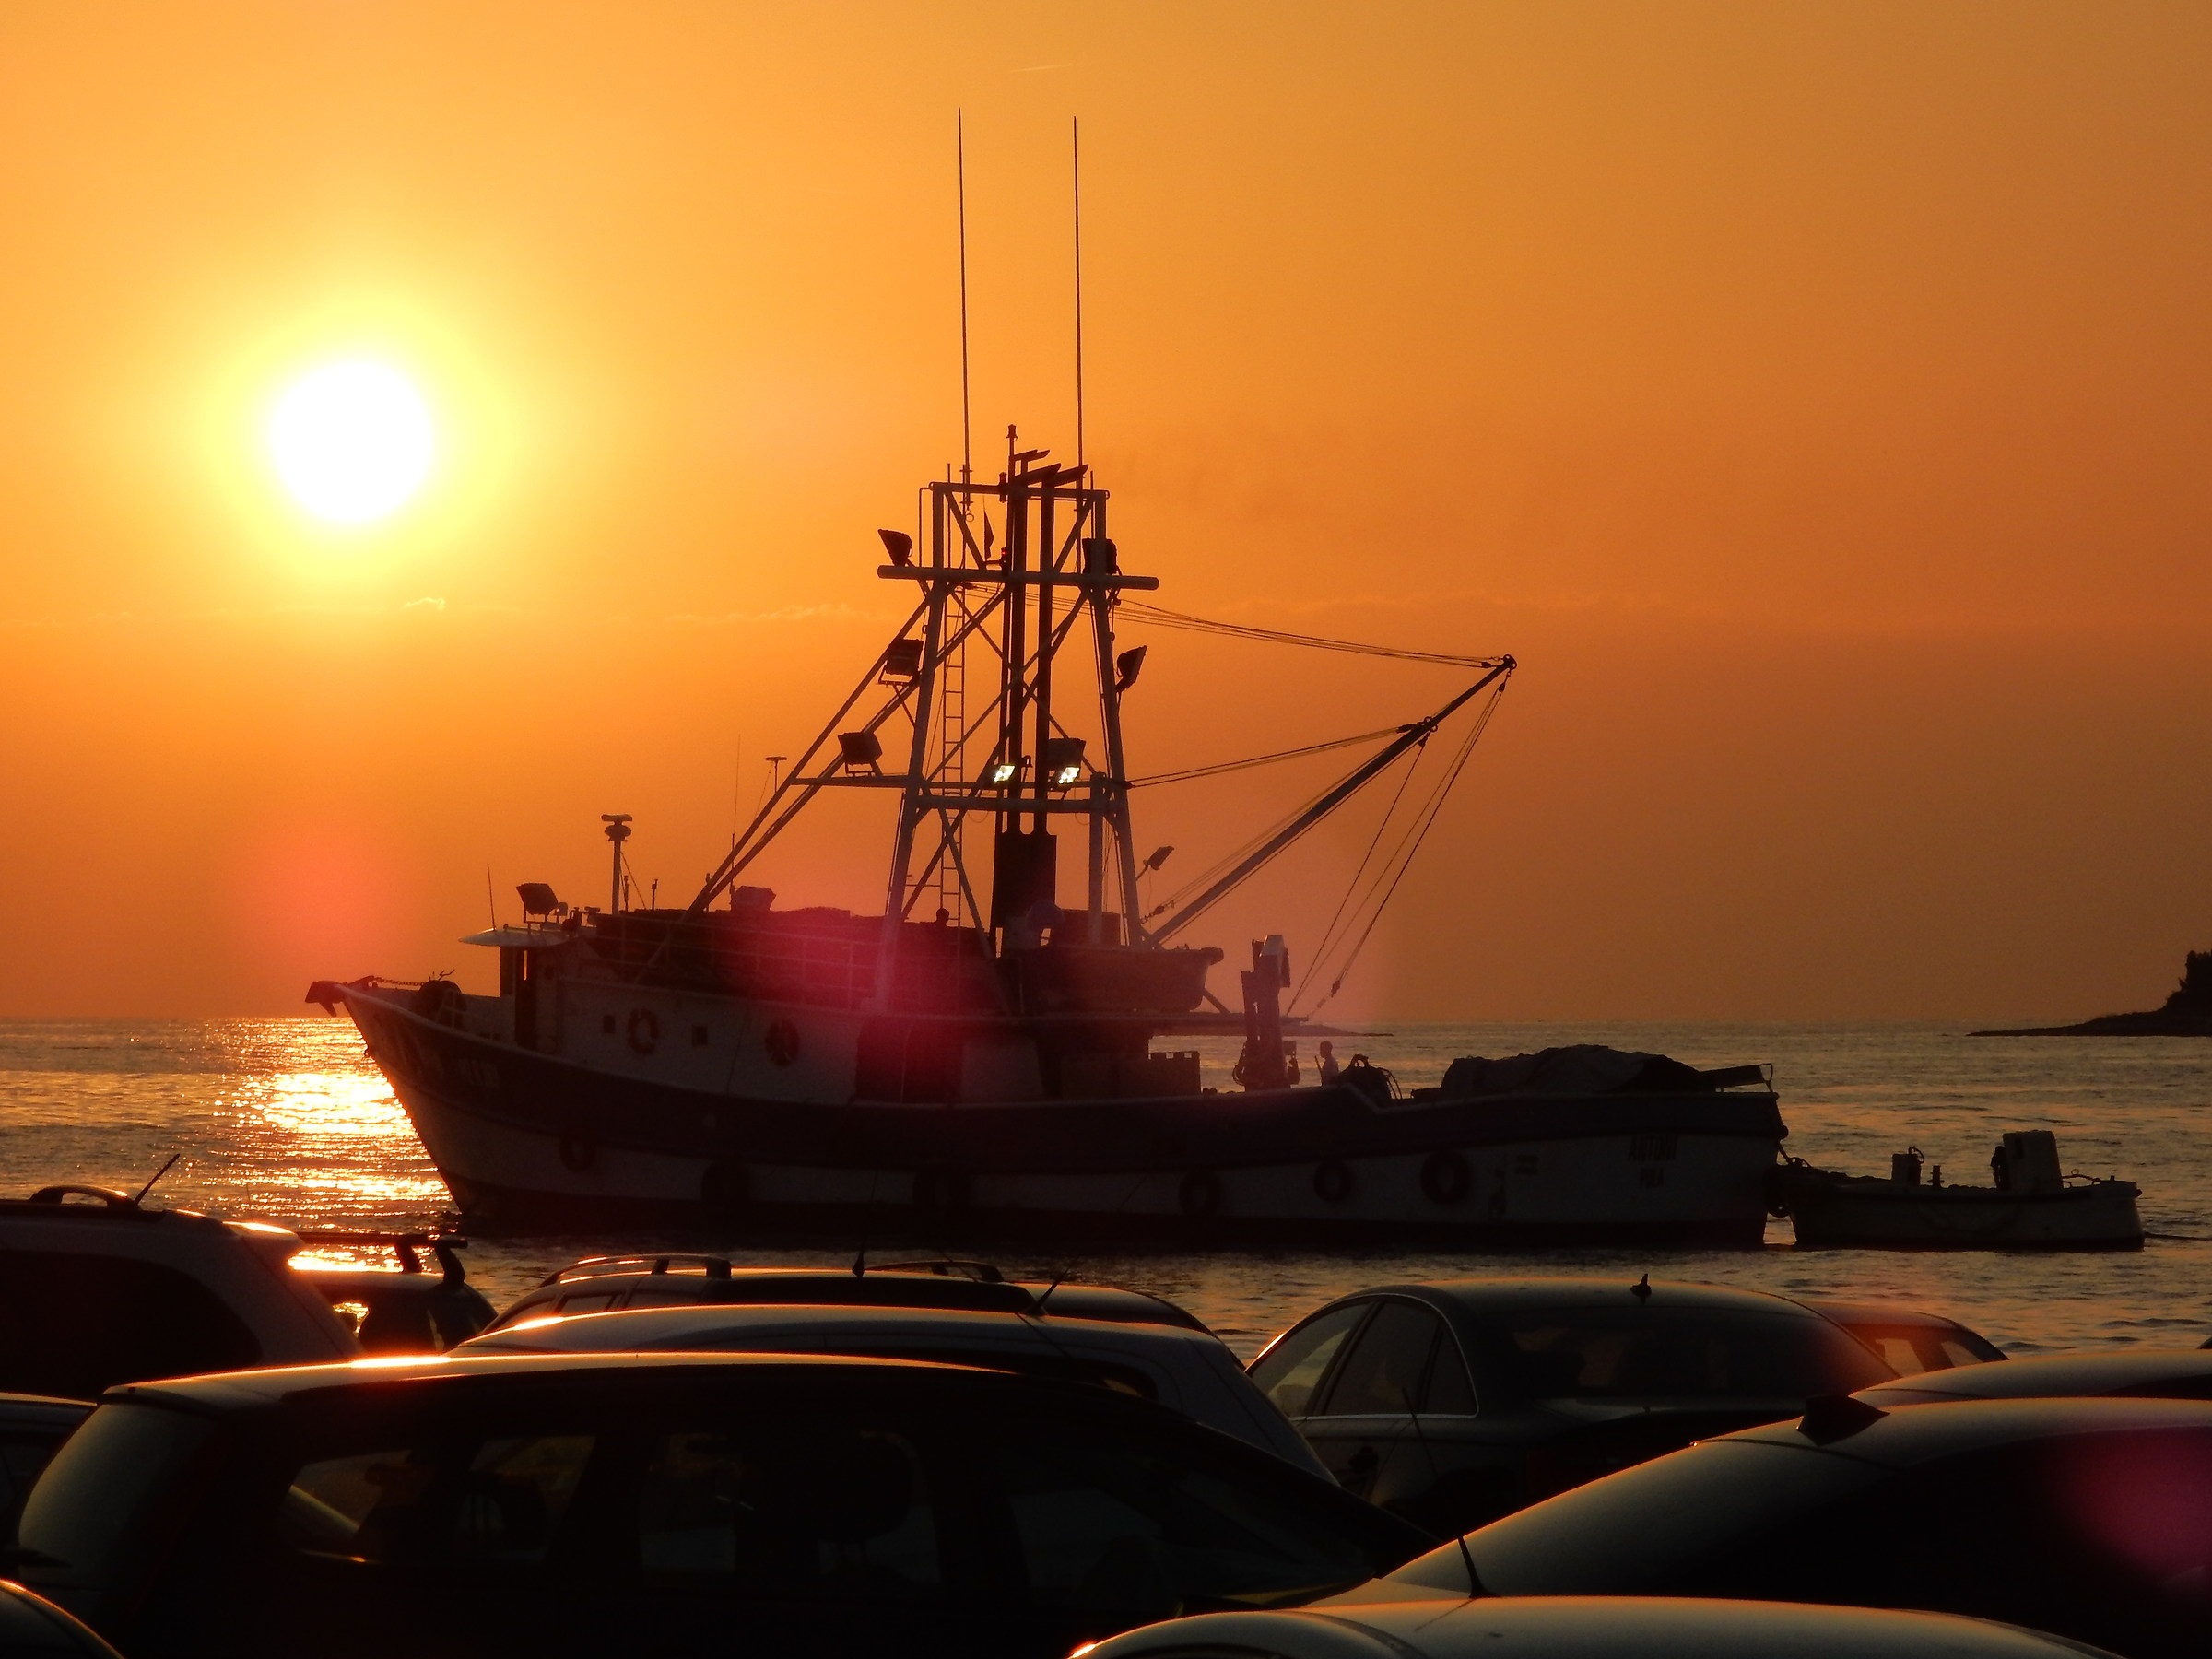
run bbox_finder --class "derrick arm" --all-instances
[1147,659,1514,944]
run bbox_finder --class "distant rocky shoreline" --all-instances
[1976,949,2212,1037]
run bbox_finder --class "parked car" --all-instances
[0,1394,90,1541]
[1081,1595,2123,1659]
[1341,1396,2212,1659]
[1794,1297,2006,1374]
[1244,1277,1895,1533]
[1859,1348,2212,1406]
[0,1186,493,1399]
[486,1253,1209,1333]
[462,1301,1325,1473]
[0,1580,124,1659]
[15,1351,1433,1659]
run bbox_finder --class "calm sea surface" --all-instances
[3,1018,2206,1361]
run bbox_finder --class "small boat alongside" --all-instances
[1773,1130,2144,1251]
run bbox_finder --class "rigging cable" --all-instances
[1117,601,1506,670]
[1293,679,1509,1015]
[1124,725,1402,789]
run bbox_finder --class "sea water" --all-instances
[2,1017,2206,1360]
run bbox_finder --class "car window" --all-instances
[555,1293,620,1315]
[1940,1336,1999,1367]
[1870,1335,1925,1374]
[1323,1302,1448,1417]
[630,1421,944,1601]
[0,1251,262,1399]
[1423,1332,1477,1415]
[986,1418,1404,1624]
[623,1285,712,1307]
[1488,1308,1890,1401]
[286,1434,594,1571]
[1246,1304,1367,1418]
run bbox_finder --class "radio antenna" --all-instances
[957,109,972,487]
[1072,115,1086,468]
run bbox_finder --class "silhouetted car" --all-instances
[459,1302,1325,1474]
[1336,1396,2212,1659]
[486,1253,1209,1333]
[0,1187,492,1399]
[1794,1297,2005,1374]
[1081,1595,2123,1659]
[1244,1277,1894,1533]
[14,1351,1432,1659]
[1859,1348,2212,1406]
[0,1580,124,1659]
[0,1396,89,1542]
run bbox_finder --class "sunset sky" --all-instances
[3,1,2209,1021]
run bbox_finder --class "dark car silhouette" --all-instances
[1332,1395,2212,1659]
[1245,1277,1894,1533]
[13,1351,1430,1659]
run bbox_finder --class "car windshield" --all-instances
[1483,1307,1891,1401]
[1393,1440,1883,1596]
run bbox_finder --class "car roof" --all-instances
[1723,1394,2212,1465]
[1349,1278,1829,1318]
[465,1302,1210,1353]
[1085,1596,2100,1658]
[499,1265,1209,1331]
[97,1348,1030,1414]
[1858,1348,2212,1405]
[1794,1298,1973,1332]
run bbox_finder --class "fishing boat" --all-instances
[312,437,1789,1241]
[1773,1131,2144,1251]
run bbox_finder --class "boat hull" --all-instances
[343,988,1786,1244]
[1783,1177,2144,1251]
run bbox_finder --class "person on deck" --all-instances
[1316,1041,1341,1085]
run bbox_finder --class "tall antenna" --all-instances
[1072,115,1086,468]
[957,110,972,486]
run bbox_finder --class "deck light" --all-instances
[877,528,913,567]
[879,638,924,683]
[985,759,1020,787]
[1044,737,1087,790]
[838,732,884,775]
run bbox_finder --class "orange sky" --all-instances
[3,1,2209,1020]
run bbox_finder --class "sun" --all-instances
[267,359,436,524]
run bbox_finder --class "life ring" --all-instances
[1312,1159,1355,1204]
[626,1008,661,1055]
[912,1167,971,1211]
[700,1159,751,1211]
[764,1018,801,1067]
[1421,1149,1472,1207]
[559,1133,597,1173]
[1178,1168,1222,1218]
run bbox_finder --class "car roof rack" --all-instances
[539,1253,737,1287]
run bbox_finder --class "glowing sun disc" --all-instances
[268,360,435,524]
